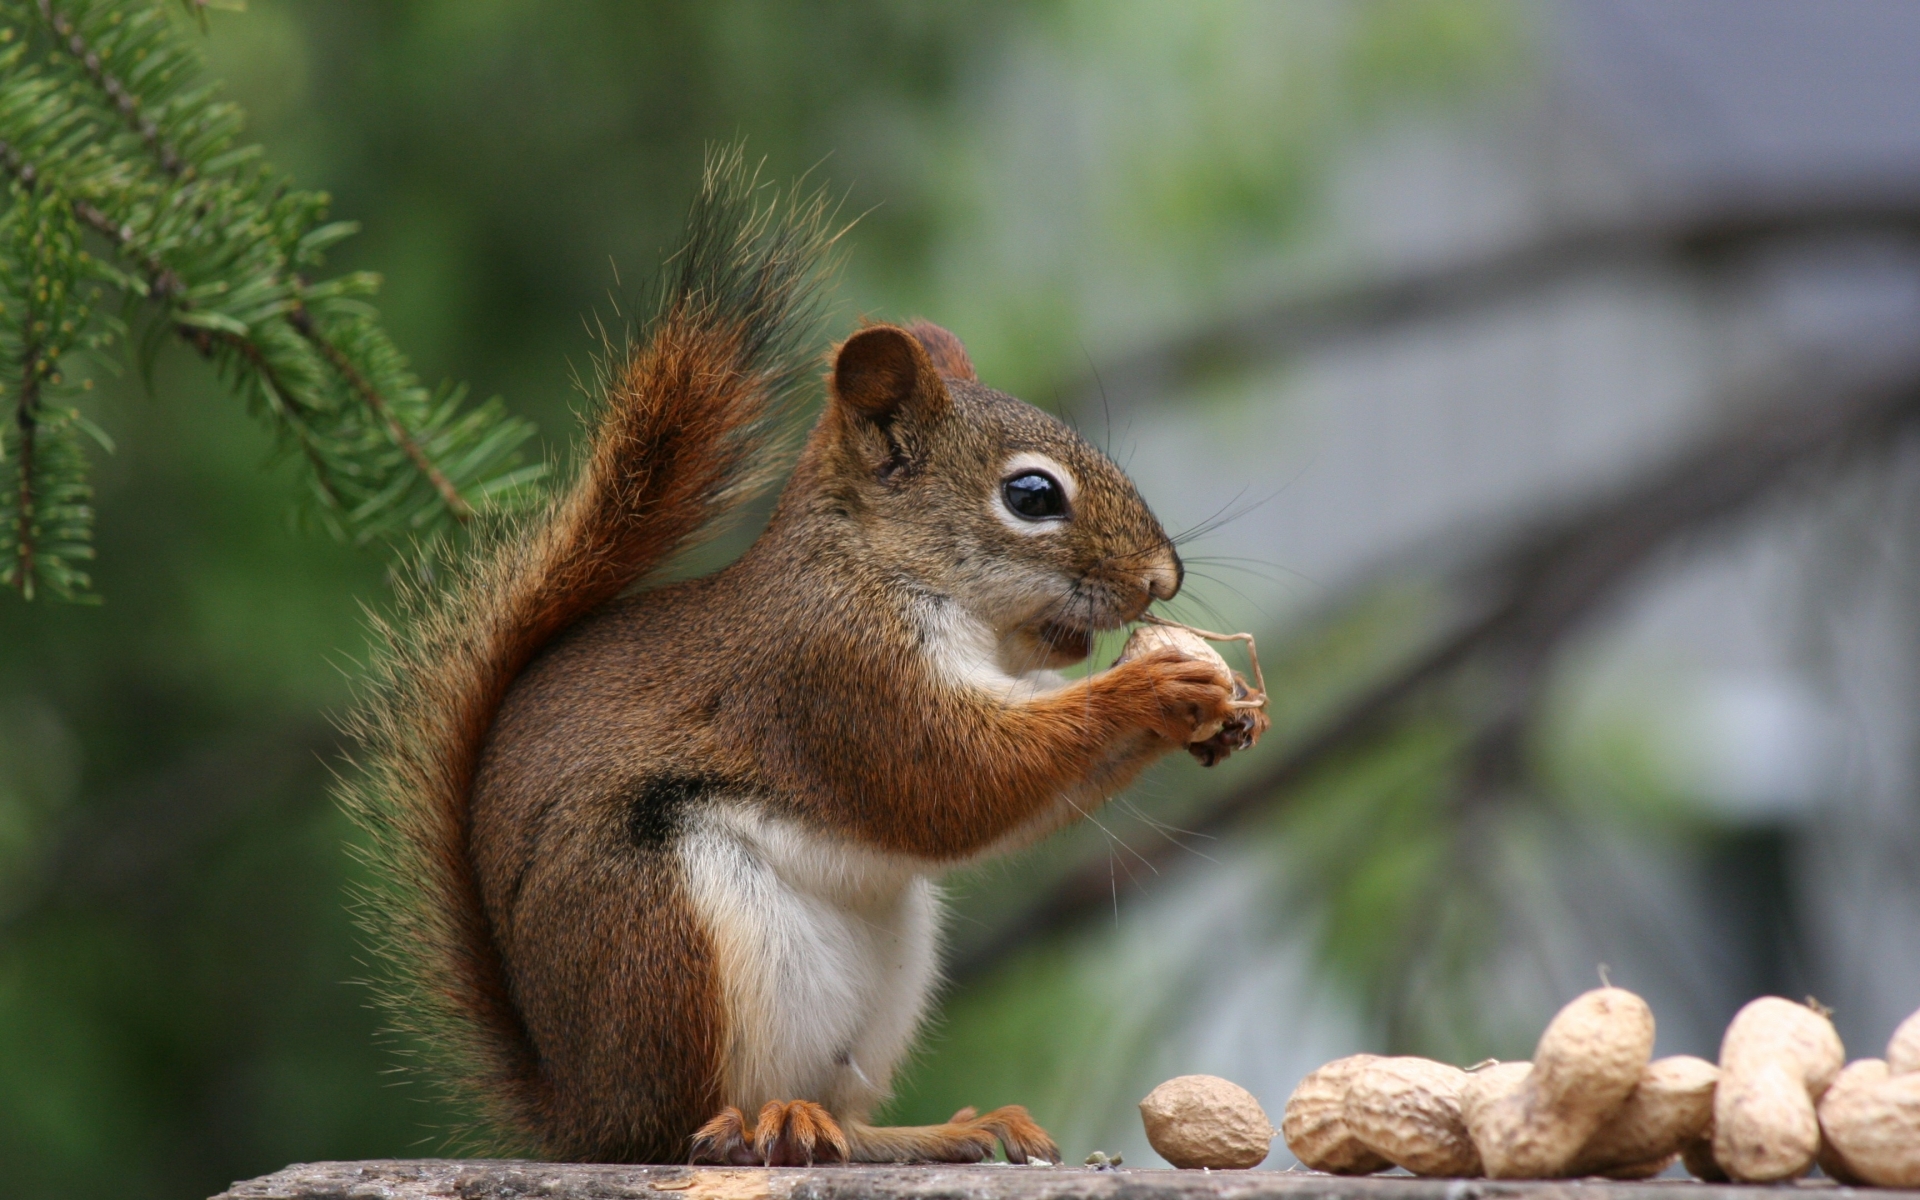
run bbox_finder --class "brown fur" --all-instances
[905,318,976,381]
[349,154,1231,1165]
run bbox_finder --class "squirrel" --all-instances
[343,149,1254,1168]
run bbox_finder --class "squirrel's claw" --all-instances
[689,1106,760,1165]
[964,1104,1060,1165]
[751,1099,851,1166]
[1187,670,1270,767]
[691,1101,852,1165]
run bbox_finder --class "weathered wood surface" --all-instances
[212,1161,1916,1200]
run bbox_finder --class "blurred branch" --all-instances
[954,346,1920,982]
[1062,194,1920,413]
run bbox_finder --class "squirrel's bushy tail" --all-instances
[339,147,837,1149]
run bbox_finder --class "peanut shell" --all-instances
[1344,1056,1481,1177]
[1564,1055,1718,1177]
[1819,1058,1920,1187]
[1818,1139,1869,1187]
[1281,1054,1391,1175]
[1718,996,1846,1084]
[1889,1006,1920,1076]
[1716,1061,1822,1182]
[1140,1074,1274,1169]
[1473,987,1655,1179]
[1681,1125,1727,1182]
[1460,1061,1532,1128]
[1114,625,1232,742]
[1712,996,1844,1182]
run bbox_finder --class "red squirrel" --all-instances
[343,150,1246,1167]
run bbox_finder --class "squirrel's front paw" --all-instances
[1119,646,1237,745]
[1188,670,1271,766]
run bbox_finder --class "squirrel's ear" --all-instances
[905,320,976,381]
[831,324,951,426]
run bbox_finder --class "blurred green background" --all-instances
[16,2,1920,1198]
[0,6,1519,1194]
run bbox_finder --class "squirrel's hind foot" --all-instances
[690,1101,851,1166]
[688,1101,1057,1166]
[843,1104,1059,1164]
[960,1105,1060,1165]
[688,1107,760,1165]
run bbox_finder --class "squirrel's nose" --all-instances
[1143,551,1182,601]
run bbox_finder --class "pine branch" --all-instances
[14,309,39,588]
[0,127,358,530]
[36,0,186,176]
[288,303,471,520]
[0,181,111,599]
[0,0,546,597]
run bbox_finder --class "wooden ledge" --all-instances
[211,1161,1915,1200]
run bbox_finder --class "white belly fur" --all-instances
[676,801,941,1118]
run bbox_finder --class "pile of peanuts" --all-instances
[1280,989,1920,1185]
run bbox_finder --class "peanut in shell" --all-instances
[1139,1074,1274,1169]
[1715,1061,1821,1182]
[1818,1048,1920,1186]
[1818,1139,1870,1188]
[1463,1055,1712,1179]
[1564,1055,1718,1177]
[1114,625,1232,742]
[1459,1061,1532,1129]
[1280,1054,1390,1175]
[1344,1056,1481,1177]
[1712,996,1844,1182]
[1681,1126,1728,1182]
[1471,987,1655,1179]
[1889,1007,1920,1076]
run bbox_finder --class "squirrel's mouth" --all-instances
[1018,581,1146,668]
[1031,619,1094,663]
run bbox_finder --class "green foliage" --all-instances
[0,181,117,598]
[1345,0,1532,109]
[0,0,544,600]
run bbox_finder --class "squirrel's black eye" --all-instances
[1002,471,1067,520]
